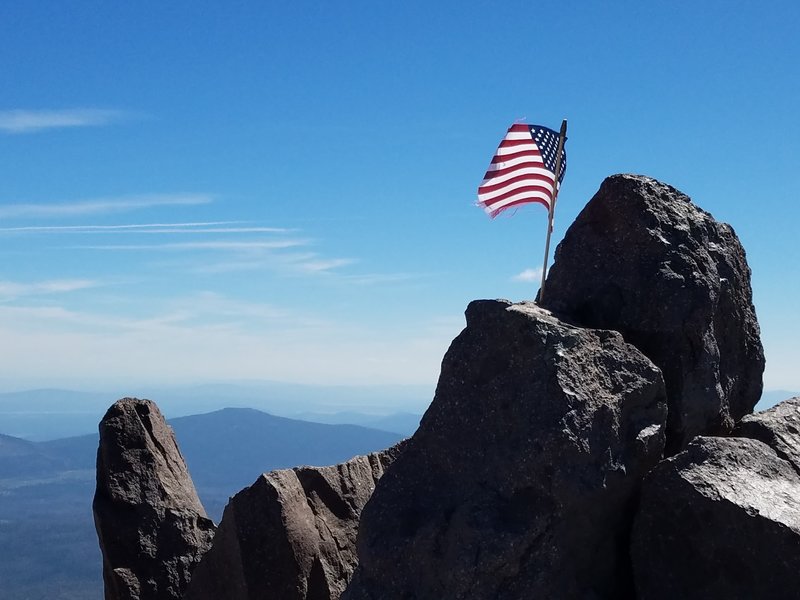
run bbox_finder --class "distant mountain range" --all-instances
[0,407,404,600]
[296,410,422,437]
[172,408,406,499]
[0,382,430,440]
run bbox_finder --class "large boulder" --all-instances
[542,174,764,454]
[734,396,800,471]
[343,300,667,600]
[93,398,215,600]
[185,443,405,600]
[631,436,800,599]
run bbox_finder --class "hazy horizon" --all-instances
[1,380,796,443]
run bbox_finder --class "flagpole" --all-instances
[538,119,567,304]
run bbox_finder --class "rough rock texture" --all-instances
[185,443,405,600]
[343,300,667,600]
[735,396,800,472]
[542,174,764,454]
[93,398,215,600]
[631,436,800,599]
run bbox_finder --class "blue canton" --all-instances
[530,125,567,183]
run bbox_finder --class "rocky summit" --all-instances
[542,174,764,454]
[92,174,798,600]
[343,300,667,600]
[93,398,214,600]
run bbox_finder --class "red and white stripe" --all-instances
[477,123,555,218]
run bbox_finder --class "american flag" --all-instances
[477,123,567,218]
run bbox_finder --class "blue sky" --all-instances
[1,1,798,394]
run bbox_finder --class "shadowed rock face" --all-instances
[542,174,764,454]
[93,398,215,600]
[185,443,405,600]
[343,300,667,600]
[631,435,800,600]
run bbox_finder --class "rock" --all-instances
[343,300,667,600]
[93,398,215,600]
[185,443,405,600]
[541,174,764,454]
[735,396,800,472]
[631,436,800,599]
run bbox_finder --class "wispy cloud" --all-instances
[0,194,213,218]
[74,239,308,251]
[512,267,543,282]
[0,297,451,386]
[0,279,97,300]
[40,226,359,278]
[340,272,422,285]
[113,227,290,234]
[272,252,358,274]
[0,108,129,134]
[175,292,295,323]
[297,258,356,273]
[184,249,358,277]
[0,222,294,234]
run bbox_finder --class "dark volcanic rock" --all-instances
[631,436,800,599]
[185,443,405,600]
[343,300,667,600]
[93,398,215,600]
[735,396,800,472]
[542,174,764,454]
